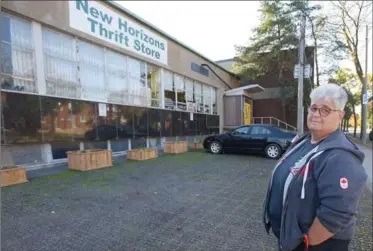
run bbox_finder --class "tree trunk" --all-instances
[352,106,357,137]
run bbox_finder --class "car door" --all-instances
[224,126,251,152]
[247,125,271,151]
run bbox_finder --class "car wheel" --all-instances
[209,141,222,154]
[265,144,282,159]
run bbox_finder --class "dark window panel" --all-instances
[117,105,134,139]
[207,115,220,135]
[1,92,42,144]
[131,138,146,149]
[133,107,148,139]
[180,111,189,137]
[160,110,173,137]
[198,114,208,135]
[111,139,129,152]
[84,141,108,150]
[71,100,98,142]
[51,142,80,159]
[148,108,161,138]
[40,96,73,143]
[188,112,198,136]
[172,111,181,137]
[97,104,118,141]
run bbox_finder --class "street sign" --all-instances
[363,93,368,105]
[294,64,312,79]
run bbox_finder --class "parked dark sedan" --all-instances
[203,124,297,159]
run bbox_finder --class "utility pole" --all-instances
[297,5,306,135]
[361,25,368,144]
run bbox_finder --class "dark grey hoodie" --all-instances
[263,129,368,251]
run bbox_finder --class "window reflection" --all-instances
[40,97,73,142]
[147,64,161,108]
[148,108,161,138]
[107,50,127,104]
[185,78,195,112]
[160,110,173,137]
[172,111,181,137]
[175,74,186,111]
[207,115,219,135]
[117,105,134,139]
[198,114,208,135]
[194,82,203,113]
[96,104,118,141]
[133,107,148,138]
[164,70,175,110]
[212,88,217,114]
[71,101,97,141]
[1,13,36,93]
[180,112,189,136]
[1,92,41,144]
[203,85,212,114]
[128,57,148,107]
[42,28,80,98]
[79,41,106,101]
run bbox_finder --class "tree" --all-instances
[327,1,372,136]
[233,0,299,122]
[328,68,361,136]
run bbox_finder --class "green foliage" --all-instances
[233,1,298,81]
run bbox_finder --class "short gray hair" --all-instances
[309,83,348,110]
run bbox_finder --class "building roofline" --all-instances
[215,58,236,63]
[107,1,239,80]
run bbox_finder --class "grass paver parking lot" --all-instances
[1,150,372,251]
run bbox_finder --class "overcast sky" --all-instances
[117,1,372,74]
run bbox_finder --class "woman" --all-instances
[263,84,368,251]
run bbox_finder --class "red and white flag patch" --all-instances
[340,177,348,189]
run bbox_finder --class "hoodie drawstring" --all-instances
[300,151,325,200]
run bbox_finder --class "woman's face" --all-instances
[307,98,345,134]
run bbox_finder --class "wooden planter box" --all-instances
[0,166,28,187]
[67,149,112,171]
[190,142,203,149]
[163,141,188,154]
[126,148,158,161]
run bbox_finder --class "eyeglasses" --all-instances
[308,106,340,117]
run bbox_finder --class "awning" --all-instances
[224,84,265,96]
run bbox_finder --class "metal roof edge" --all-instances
[106,0,239,81]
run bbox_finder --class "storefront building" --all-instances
[1,1,261,167]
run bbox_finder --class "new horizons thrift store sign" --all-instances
[69,0,168,65]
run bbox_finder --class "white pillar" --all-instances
[128,138,132,150]
[31,21,46,95]
[79,142,84,151]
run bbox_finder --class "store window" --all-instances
[42,28,79,98]
[1,13,36,93]
[203,85,212,114]
[106,50,127,104]
[78,41,105,102]
[194,81,203,113]
[185,78,195,112]
[127,57,148,107]
[147,64,161,108]
[164,70,175,110]
[175,74,186,111]
[212,87,217,114]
